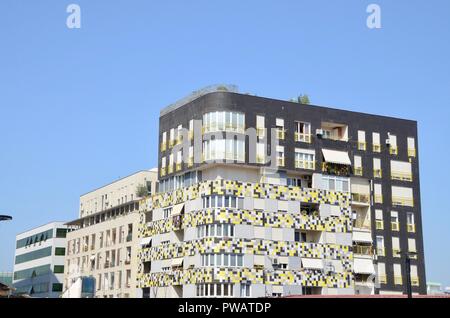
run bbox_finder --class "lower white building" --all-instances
[13,222,70,298]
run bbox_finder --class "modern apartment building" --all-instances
[64,170,158,298]
[137,85,426,297]
[13,222,70,297]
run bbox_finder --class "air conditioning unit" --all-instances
[316,129,324,137]
[385,138,391,146]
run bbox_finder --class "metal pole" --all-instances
[405,254,412,298]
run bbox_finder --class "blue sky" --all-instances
[0,1,449,287]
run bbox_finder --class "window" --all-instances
[201,254,243,267]
[55,247,66,256]
[161,132,167,150]
[54,265,65,274]
[372,132,381,152]
[15,247,52,265]
[295,121,311,143]
[52,283,63,292]
[408,238,417,253]
[56,228,68,238]
[407,137,416,157]
[203,111,245,133]
[276,118,285,139]
[373,158,382,178]
[376,236,385,256]
[390,160,412,182]
[407,212,415,232]
[256,115,265,137]
[393,263,402,285]
[197,283,234,298]
[354,156,362,175]
[357,130,366,150]
[294,231,307,242]
[388,134,398,155]
[202,195,238,209]
[374,183,383,203]
[322,175,349,192]
[377,263,386,284]
[392,237,401,257]
[295,148,315,170]
[392,186,414,206]
[203,138,245,162]
[375,209,383,230]
[256,142,266,163]
[276,146,285,166]
[198,224,235,238]
[240,284,251,297]
[391,211,399,231]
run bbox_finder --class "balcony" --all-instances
[394,276,403,285]
[373,169,382,178]
[320,122,348,142]
[160,167,166,176]
[168,164,174,174]
[392,196,414,207]
[351,193,370,204]
[295,159,315,170]
[375,220,384,230]
[391,171,413,182]
[353,219,371,230]
[295,132,312,143]
[391,222,400,231]
[373,144,381,153]
[276,129,285,140]
[176,163,182,172]
[357,142,366,151]
[407,224,416,233]
[408,148,416,158]
[161,142,167,152]
[354,167,363,176]
[389,146,398,155]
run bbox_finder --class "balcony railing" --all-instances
[411,277,419,286]
[169,139,175,148]
[351,193,370,204]
[375,220,384,230]
[176,163,182,172]
[353,219,371,230]
[295,160,315,170]
[354,167,363,176]
[391,222,400,231]
[394,276,403,285]
[203,124,245,134]
[168,164,174,174]
[176,135,183,145]
[373,144,381,153]
[391,171,413,182]
[354,245,373,256]
[389,146,398,155]
[187,157,194,167]
[160,167,166,176]
[407,224,416,233]
[408,148,416,158]
[374,169,382,178]
[161,142,167,151]
[295,132,312,143]
[276,129,285,140]
[357,142,366,151]
[392,196,414,207]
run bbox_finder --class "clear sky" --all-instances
[0,1,449,287]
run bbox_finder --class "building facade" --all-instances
[13,222,69,298]
[138,85,426,297]
[64,170,158,298]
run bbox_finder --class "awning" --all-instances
[171,257,184,267]
[301,258,323,270]
[140,237,152,246]
[352,231,372,243]
[354,258,376,274]
[171,203,185,217]
[322,149,351,165]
